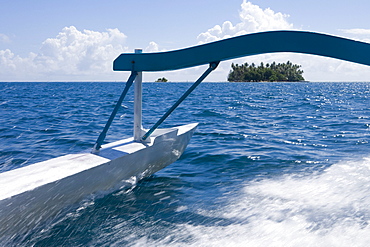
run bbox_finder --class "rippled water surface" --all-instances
[1,82,370,246]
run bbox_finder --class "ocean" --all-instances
[1,81,370,246]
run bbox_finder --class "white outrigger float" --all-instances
[1,30,370,238]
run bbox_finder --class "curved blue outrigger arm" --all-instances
[95,31,370,149]
[113,30,370,72]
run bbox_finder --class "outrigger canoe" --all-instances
[1,30,370,238]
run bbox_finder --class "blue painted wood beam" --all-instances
[113,30,370,72]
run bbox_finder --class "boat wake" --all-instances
[5,156,370,246]
[129,157,370,247]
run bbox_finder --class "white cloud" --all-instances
[37,26,129,76]
[0,26,131,81]
[145,41,159,52]
[197,0,293,44]
[340,28,370,35]
[193,1,370,82]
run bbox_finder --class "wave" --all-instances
[124,157,370,247]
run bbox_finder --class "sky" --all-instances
[1,0,370,82]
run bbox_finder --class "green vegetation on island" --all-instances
[228,61,305,82]
[155,77,168,82]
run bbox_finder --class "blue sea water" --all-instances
[1,81,370,246]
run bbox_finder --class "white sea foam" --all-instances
[141,157,370,246]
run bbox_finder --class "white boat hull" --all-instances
[0,123,197,238]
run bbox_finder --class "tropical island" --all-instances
[228,61,305,82]
[155,77,168,82]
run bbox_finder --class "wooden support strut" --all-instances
[92,71,137,153]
